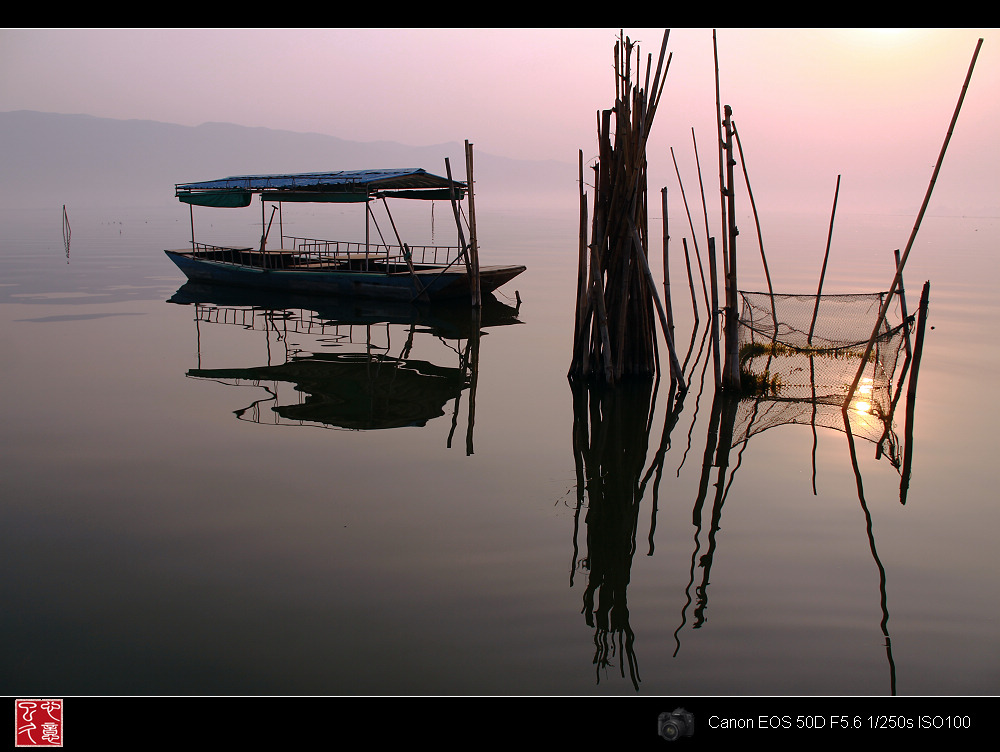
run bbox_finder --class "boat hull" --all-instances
[164,251,525,302]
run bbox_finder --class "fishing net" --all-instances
[732,290,911,453]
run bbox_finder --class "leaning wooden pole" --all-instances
[443,157,473,287]
[670,146,710,314]
[682,238,700,326]
[692,128,712,261]
[900,280,930,505]
[809,174,841,344]
[733,121,776,330]
[843,38,981,412]
[894,248,912,359]
[630,217,685,385]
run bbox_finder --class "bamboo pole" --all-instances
[260,205,278,254]
[629,217,685,386]
[570,30,672,384]
[670,147,710,313]
[661,187,675,343]
[900,280,930,505]
[466,308,481,455]
[806,175,840,345]
[708,236,722,391]
[380,196,405,247]
[260,194,265,252]
[591,241,615,383]
[593,113,615,381]
[713,30,729,283]
[464,140,482,307]
[732,121,776,329]
[62,205,71,260]
[722,105,740,390]
[572,150,591,374]
[682,238,699,326]
[844,38,982,412]
[378,196,430,301]
[809,174,841,344]
[443,157,473,284]
[402,244,429,301]
[364,190,370,268]
[894,248,912,359]
[692,129,712,263]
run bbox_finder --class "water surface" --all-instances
[1,200,997,696]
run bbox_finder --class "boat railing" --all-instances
[188,241,291,269]
[191,241,252,255]
[283,236,463,266]
[183,238,466,272]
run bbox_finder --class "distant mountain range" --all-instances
[0,110,576,211]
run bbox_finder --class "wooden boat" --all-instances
[164,168,526,303]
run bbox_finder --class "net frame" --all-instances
[732,289,911,453]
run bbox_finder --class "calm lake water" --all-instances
[1,198,997,697]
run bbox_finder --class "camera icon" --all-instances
[658,708,695,741]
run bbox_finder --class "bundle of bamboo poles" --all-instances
[570,30,683,386]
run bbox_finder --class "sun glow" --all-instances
[848,378,876,416]
[849,28,917,44]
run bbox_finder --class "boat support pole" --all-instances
[261,205,278,256]
[465,140,482,307]
[444,157,476,306]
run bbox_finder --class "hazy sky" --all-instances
[2,28,997,215]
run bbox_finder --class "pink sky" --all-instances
[1,28,996,215]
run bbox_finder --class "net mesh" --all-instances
[733,290,911,452]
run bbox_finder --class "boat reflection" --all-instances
[168,282,521,449]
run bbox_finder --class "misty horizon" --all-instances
[2,28,995,217]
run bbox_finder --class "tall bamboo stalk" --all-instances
[713,30,729,284]
[573,150,591,374]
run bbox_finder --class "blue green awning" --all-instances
[175,168,466,206]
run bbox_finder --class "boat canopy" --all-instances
[175,168,467,207]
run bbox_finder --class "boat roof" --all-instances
[176,168,467,207]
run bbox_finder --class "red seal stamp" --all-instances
[15,699,63,747]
